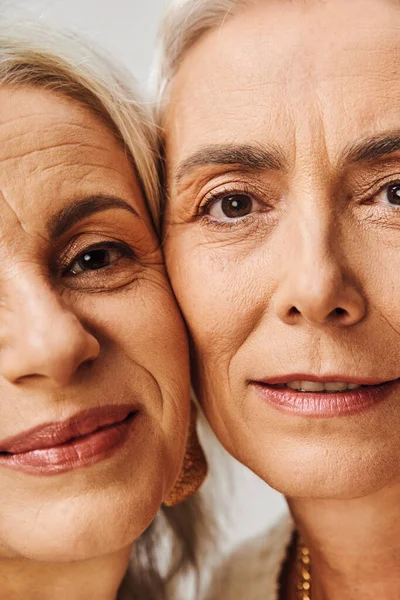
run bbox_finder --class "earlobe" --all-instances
[163,403,208,507]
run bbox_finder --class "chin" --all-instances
[0,417,183,562]
[241,439,400,501]
[2,482,164,562]
[4,480,162,562]
[0,443,172,562]
[205,386,400,502]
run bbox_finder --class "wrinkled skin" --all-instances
[164,0,400,500]
[164,1,400,597]
[0,85,189,597]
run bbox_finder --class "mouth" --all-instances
[250,376,399,417]
[0,405,139,475]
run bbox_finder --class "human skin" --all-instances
[0,85,190,600]
[163,0,400,597]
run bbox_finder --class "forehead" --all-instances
[0,85,142,231]
[0,85,130,177]
[0,85,121,158]
[166,0,400,162]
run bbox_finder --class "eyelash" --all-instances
[197,175,400,208]
[191,174,400,234]
[361,176,400,205]
[196,183,266,228]
[59,241,136,277]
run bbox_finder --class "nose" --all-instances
[0,279,100,387]
[275,219,366,327]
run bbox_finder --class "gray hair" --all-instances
[153,0,248,108]
[0,19,206,600]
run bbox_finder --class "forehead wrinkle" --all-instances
[178,0,400,89]
[172,5,400,165]
[0,93,120,158]
[0,145,131,191]
[0,122,129,181]
[0,186,49,245]
[0,141,112,166]
[0,112,97,132]
[29,160,128,180]
[0,154,134,244]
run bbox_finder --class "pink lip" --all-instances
[0,405,138,475]
[257,374,392,386]
[250,377,399,418]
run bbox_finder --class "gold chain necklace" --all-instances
[296,539,311,600]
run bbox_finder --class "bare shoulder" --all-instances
[204,515,294,600]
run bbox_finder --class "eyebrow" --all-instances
[344,132,400,164]
[173,133,400,184]
[49,195,139,239]
[174,143,286,183]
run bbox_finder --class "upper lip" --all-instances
[0,404,137,455]
[252,374,397,386]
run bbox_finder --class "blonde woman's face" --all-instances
[164,0,400,499]
[0,86,190,561]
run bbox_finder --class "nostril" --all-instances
[79,357,96,371]
[14,373,47,385]
[288,306,301,317]
[326,306,350,323]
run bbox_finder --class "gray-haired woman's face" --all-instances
[164,0,400,499]
[0,85,190,561]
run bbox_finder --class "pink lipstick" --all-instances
[0,405,138,475]
[250,375,399,418]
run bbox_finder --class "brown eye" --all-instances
[208,193,259,221]
[75,248,114,272]
[63,242,134,277]
[221,195,253,218]
[387,183,400,206]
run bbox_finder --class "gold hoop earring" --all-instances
[163,403,208,507]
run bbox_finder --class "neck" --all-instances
[287,484,400,600]
[0,546,132,600]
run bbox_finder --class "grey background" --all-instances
[2,0,166,83]
[2,0,286,558]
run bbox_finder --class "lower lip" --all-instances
[0,413,138,475]
[251,381,398,418]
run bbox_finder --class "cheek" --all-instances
[79,275,191,438]
[91,276,189,374]
[166,241,235,345]
[356,230,400,340]
[165,233,274,363]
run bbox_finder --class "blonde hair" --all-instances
[0,19,206,600]
[0,20,161,230]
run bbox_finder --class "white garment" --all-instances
[205,515,294,600]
